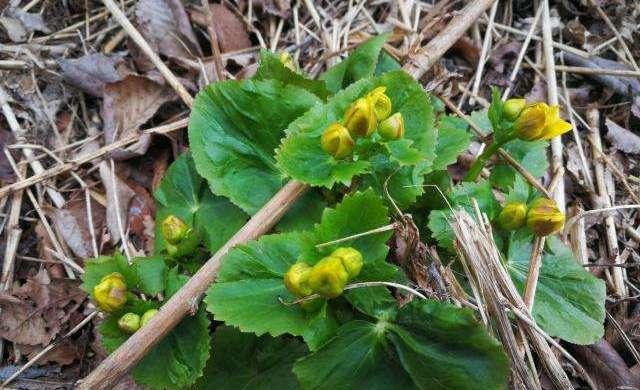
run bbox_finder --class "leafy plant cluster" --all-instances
[82,34,605,389]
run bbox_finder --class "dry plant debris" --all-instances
[0,0,639,389]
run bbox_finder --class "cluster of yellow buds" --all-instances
[497,197,565,236]
[117,309,159,334]
[94,272,127,312]
[161,215,199,258]
[320,87,405,159]
[503,98,572,142]
[284,247,363,300]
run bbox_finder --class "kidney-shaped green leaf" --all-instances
[295,300,509,390]
[189,78,321,214]
[154,152,248,254]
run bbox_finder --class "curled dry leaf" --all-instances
[53,197,106,260]
[606,118,640,155]
[58,54,130,97]
[132,0,202,70]
[102,75,176,160]
[0,7,50,42]
[0,270,83,346]
[253,0,291,18]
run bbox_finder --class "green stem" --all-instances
[464,140,503,182]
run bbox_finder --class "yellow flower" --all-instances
[161,215,190,245]
[344,98,377,138]
[140,309,158,327]
[497,202,527,231]
[93,272,127,312]
[118,313,141,334]
[321,123,355,159]
[331,247,363,280]
[366,87,392,121]
[377,112,405,141]
[503,98,526,121]
[307,256,349,298]
[514,102,572,141]
[284,262,313,297]
[526,197,565,236]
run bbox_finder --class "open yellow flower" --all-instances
[366,87,392,121]
[321,123,354,159]
[513,102,572,141]
[344,98,377,137]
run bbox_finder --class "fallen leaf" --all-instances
[210,4,252,53]
[606,118,640,154]
[0,8,50,43]
[17,340,81,366]
[58,54,130,97]
[99,162,136,245]
[101,75,175,160]
[126,180,156,253]
[570,339,640,390]
[53,197,106,260]
[132,0,202,70]
[0,270,83,346]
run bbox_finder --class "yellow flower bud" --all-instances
[497,202,527,231]
[526,197,565,236]
[514,102,572,141]
[513,103,547,141]
[503,98,526,121]
[93,272,127,312]
[377,112,405,141]
[279,51,297,72]
[321,123,354,159]
[331,247,363,280]
[118,313,141,334]
[161,215,190,245]
[366,87,392,121]
[308,256,349,298]
[140,309,158,327]
[344,98,377,138]
[284,262,313,297]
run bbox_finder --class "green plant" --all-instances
[83,34,605,389]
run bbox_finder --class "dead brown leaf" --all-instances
[58,54,131,97]
[102,75,176,160]
[210,4,252,53]
[126,180,156,253]
[0,270,84,346]
[131,0,202,70]
[606,118,640,155]
[17,340,81,366]
[53,197,106,260]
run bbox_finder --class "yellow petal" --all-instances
[542,119,572,140]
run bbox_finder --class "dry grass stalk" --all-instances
[450,209,581,389]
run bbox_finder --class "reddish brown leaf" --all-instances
[0,270,84,346]
[102,75,175,160]
[99,162,136,245]
[53,197,106,260]
[210,4,252,53]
